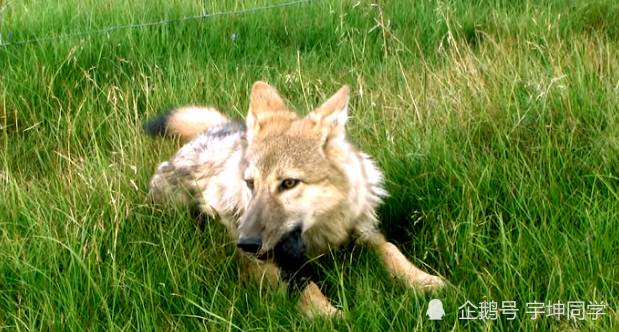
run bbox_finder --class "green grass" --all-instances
[1,0,618,330]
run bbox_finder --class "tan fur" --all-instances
[367,233,444,289]
[296,282,342,318]
[165,106,229,143]
[145,81,445,318]
[237,251,281,288]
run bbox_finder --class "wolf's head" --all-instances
[237,81,352,259]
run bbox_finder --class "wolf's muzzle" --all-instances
[237,237,262,253]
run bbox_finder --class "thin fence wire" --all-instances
[0,0,330,48]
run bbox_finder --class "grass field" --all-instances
[1,0,618,330]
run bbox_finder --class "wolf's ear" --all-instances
[246,81,288,132]
[308,85,350,142]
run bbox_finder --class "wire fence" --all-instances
[0,0,330,48]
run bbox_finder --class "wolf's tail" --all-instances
[142,106,230,143]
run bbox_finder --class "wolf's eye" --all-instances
[245,179,254,190]
[280,179,299,191]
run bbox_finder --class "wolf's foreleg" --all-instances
[295,281,342,318]
[237,251,282,288]
[366,232,445,291]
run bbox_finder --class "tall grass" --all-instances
[1,0,617,330]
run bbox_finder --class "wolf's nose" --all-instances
[237,237,262,253]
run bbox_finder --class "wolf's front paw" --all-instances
[297,300,345,320]
[415,274,446,292]
[398,270,446,293]
[296,282,345,320]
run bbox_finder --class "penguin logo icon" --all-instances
[427,299,445,320]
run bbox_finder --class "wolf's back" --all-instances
[142,106,229,143]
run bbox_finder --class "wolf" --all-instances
[143,81,445,318]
